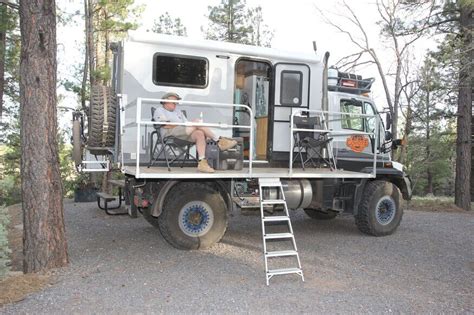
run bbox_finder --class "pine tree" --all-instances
[152,12,187,36]
[0,1,20,122]
[247,6,273,47]
[19,0,68,272]
[203,0,253,44]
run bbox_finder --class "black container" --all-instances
[206,137,244,170]
[74,187,99,202]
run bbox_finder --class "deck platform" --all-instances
[123,165,374,179]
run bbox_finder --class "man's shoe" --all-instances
[218,137,237,151]
[198,159,215,173]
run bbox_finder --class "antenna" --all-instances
[312,41,317,54]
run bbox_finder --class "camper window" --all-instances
[341,99,364,131]
[153,53,208,88]
[280,71,302,106]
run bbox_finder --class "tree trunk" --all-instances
[0,5,6,120]
[399,105,412,165]
[454,1,472,211]
[81,0,88,114]
[86,0,96,86]
[19,0,68,272]
[425,88,433,195]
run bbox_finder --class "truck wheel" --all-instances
[304,209,338,220]
[88,84,117,148]
[142,207,160,228]
[72,119,82,167]
[158,182,228,250]
[355,180,403,236]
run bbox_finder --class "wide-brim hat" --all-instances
[161,92,181,104]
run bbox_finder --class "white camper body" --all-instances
[116,32,382,179]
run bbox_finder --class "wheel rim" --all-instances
[178,201,214,237]
[375,196,396,225]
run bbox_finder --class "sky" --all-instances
[56,0,439,131]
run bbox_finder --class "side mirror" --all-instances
[385,130,393,141]
[386,112,392,130]
[392,139,403,149]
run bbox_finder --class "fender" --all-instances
[360,167,412,200]
[351,167,412,215]
[151,180,180,217]
[150,180,232,217]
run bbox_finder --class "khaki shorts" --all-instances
[163,126,193,142]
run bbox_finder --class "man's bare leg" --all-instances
[190,130,206,158]
[191,130,215,173]
[187,126,237,151]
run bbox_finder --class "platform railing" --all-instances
[122,97,254,178]
[289,109,379,177]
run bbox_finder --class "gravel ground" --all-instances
[2,200,473,314]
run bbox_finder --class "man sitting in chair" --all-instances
[155,92,237,173]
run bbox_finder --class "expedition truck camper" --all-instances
[73,32,412,284]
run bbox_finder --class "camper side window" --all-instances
[341,99,364,131]
[153,54,208,88]
[280,71,302,106]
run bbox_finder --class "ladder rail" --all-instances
[259,182,269,280]
[259,178,304,285]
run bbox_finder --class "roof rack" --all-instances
[328,67,375,95]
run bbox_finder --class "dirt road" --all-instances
[2,200,473,313]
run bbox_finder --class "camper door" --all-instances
[272,63,310,154]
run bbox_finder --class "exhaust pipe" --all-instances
[322,51,330,114]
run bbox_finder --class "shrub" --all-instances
[0,205,11,278]
[0,175,21,206]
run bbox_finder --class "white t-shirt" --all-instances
[155,107,188,123]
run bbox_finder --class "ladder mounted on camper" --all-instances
[258,178,304,285]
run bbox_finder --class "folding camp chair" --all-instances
[292,115,336,170]
[148,107,197,171]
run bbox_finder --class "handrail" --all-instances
[123,97,254,178]
[289,109,379,177]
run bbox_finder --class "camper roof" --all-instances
[127,31,321,65]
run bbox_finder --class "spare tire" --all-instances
[88,85,117,148]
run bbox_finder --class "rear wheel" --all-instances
[158,182,228,249]
[355,180,403,236]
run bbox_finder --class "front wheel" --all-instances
[355,180,403,236]
[158,182,228,249]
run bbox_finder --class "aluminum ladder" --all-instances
[259,178,304,285]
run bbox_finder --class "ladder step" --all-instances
[267,267,302,276]
[264,233,294,239]
[261,199,286,205]
[263,216,289,222]
[265,250,298,257]
[259,179,283,187]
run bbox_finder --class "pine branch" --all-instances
[0,0,18,10]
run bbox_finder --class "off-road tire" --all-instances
[72,119,82,167]
[88,85,117,148]
[355,180,403,236]
[142,207,160,229]
[158,182,228,250]
[304,209,338,220]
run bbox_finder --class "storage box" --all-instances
[206,137,244,170]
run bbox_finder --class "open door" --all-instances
[233,59,271,160]
[270,63,310,158]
